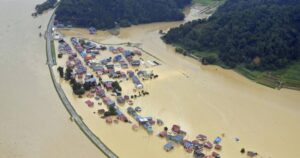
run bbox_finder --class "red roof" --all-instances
[172,124,181,133]
[85,100,94,107]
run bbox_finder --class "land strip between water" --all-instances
[45,13,117,158]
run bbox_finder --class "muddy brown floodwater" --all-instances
[57,3,300,158]
[0,0,105,158]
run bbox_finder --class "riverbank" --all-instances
[173,48,300,90]
[55,4,300,158]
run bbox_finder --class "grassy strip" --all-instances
[235,61,300,90]
[50,40,56,65]
[280,61,300,89]
[173,44,300,90]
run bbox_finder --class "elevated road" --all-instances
[45,14,118,158]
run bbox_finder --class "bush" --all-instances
[175,47,184,53]
[202,56,218,65]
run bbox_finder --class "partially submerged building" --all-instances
[132,75,143,89]
[102,96,116,107]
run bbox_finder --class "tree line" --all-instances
[55,0,192,29]
[35,0,57,15]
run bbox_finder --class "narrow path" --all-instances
[45,14,118,158]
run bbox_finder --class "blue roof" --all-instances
[114,55,122,61]
[132,75,142,85]
[214,137,222,144]
[164,142,174,150]
[169,135,184,143]
[81,50,87,57]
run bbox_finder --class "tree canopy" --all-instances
[55,0,192,29]
[163,0,300,70]
[35,0,57,14]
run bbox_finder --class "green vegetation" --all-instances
[50,40,56,64]
[112,81,122,92]
[55,0,192,29]
[236,61,300,89]
[35,0,57,14]
[163,0,300,89]
[72,82,85,95]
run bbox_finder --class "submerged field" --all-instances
[177,48,300,90]
[235,61,300,90]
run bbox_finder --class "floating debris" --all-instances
[105,117,113,124]
[247,151,258,157]
[132,124,139,131]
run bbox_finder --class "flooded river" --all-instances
[0,0,104,157]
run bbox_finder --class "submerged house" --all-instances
[167,135,184,144]
[127,107,153,134]
[120,61,128,69]
[172,124,181,133]
[116,96,125,104]
[164,142,174,152]
[113,55,123,62]
[102,96,116,107]
[117,47,125,53]
[194,149,205,158]
[133,50,142,56]
[106,64,114,70]
[92,65,105,72]
[103,81,113,90]
[131,60,141,66]
[132,75,143,89]
[75,65,87,74]
[89,27,97,34]
[85,77,97,84]
[83,41,96,49]
[137,116,153,134]
[137,70,153,79]
[96,86,105,97]
[127,70,135,78]
[85,100,94,107]
[183,140,194,152]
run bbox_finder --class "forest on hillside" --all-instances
[55,0,192,29]
[163,0,300,71]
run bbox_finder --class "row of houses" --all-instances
[127,107,153,134]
